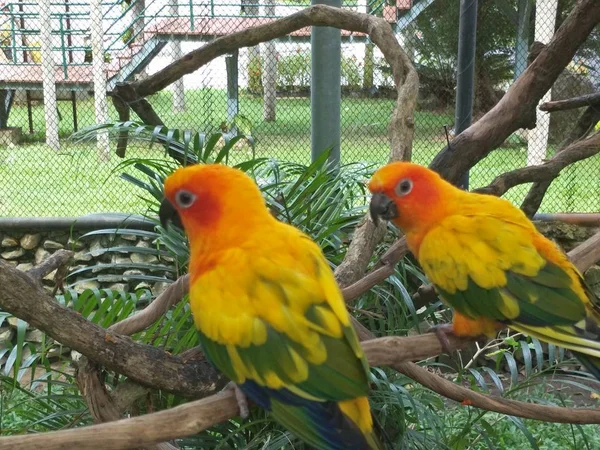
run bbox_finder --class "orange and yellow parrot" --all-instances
[159,164,383,450]
[368,162,600,379]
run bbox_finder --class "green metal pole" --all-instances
[310,0,341,167]
[454,0,478,190]
[514,0,532,80]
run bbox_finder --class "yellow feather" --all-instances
[338,397,373,433]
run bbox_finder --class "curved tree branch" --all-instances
[521,106,600,217]
[429,0,600,185]
[474,131,600,198]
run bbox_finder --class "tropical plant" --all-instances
[2,122,599,448]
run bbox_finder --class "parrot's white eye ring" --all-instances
[175,190,197,209]
[395,178,413,197]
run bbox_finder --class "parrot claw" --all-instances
[224,381,249,419]
[427,323,456,355]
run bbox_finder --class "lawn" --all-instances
[1,89,598,217]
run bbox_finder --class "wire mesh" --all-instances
[0,0,598,217]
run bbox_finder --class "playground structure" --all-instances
[0,0,428,145]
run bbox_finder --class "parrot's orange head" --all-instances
[368,162,457,234]
[159,164,270,244]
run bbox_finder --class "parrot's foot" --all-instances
[224,381,249,419]
[427,323,456,354]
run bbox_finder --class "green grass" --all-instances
[2,89,598,216]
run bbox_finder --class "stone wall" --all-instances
[0,228,177,296]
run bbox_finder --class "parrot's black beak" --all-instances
[159,198,183,230]
[369,193,398,226]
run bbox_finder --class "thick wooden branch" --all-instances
[474,131,600,198]
[430,0,600,185]
[133,6,404,97]
[0,266,223,398]
[568,231,600,274]
[2,332,599,450]
[540,91,600,112]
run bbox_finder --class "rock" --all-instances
[108,283,129,292]
[20,233,41,250]
[35,248,51,264]
[67,237,85,250]
[74,251,92,262]
[123,269,144,277]
[131,252,159,264]
[5,260,17,267]
[43,269,57,282]
[97,274,124,283]
[121,234,138,242]
[585,265,600,297]
[112,255,132,265]
[73,279,100,293]
[43,240,64,250]
[134,282,151,291]
[89,239,107,257]
[7,317,28,329]
[0,327,15,344]
[534,221,598,252]
[25,329,45,343]
[47,346,71,359]
[1,236,19,247]
[131,241,160,264]
[152,281,172,296]
[16,262,34,272]
[71,350,82,363]
[161,255,175,263]
[1,248,25,259]
[123,270,145,283]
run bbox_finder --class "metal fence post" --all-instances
[39,0,60,150]
[226,50,239,122]
[514,0,532,80]
[527,0,558,167]
[311,0,342,167]
[454,0,478,189]
[90,0,110,159]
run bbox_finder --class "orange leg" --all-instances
[429,313,502,354]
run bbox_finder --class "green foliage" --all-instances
[3,122,600,447]
[341,54,363,89]
[409,0,516,111]
[121,27,134,46]
[247,55,263,95]
[276,51,311,91]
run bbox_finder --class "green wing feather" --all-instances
[419,214,600,364]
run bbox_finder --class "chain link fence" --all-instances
[0,0,598,217]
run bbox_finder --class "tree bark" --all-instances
[429,0,600,185]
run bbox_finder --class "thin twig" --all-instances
[26,249,73,282]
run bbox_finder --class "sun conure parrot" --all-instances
[159,164,383,450]
[368,162,600,380]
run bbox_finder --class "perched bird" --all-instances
[160,164,383,450]
[368,162,600,379]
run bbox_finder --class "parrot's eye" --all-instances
[395,179,413,197]
[175,190,197,209]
